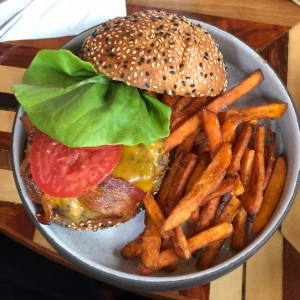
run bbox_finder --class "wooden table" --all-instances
[1,2,300,300]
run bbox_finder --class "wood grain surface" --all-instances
[0,4,300,300]
[127,0,300,27]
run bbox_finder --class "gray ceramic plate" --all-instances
[12,20,300,291]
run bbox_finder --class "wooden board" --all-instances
[1,4,300,300]
[126,0,300,28]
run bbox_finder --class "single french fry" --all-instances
[170,225,191,259]
[171,96,208,131]
[232,177,245,196]
[197,197,221,232]
[220,110,244,143]
[236,103,287,122]
[170,96,192,128]
[186,152,210,223]
[165,152,198,216]
[202,108,223,156]
[197,240,223,270]
[164,111,203,152]
[214,194,242,224]
[161,143,232,233]
[191,175,238,224]
[139,222,233,275]
[232,207,248,251]
[263,130,276,190]
[185,152,210,193]
[156,153,183,209]
[138,248,178,275]
[218,109,242,125]
[188,222,234,252]
[220,103,287,143]
[227,123,253,175]
[121,232,144,259]
[172,96,193,116]
[143,193,166,230]
[252,156,287,234]
[239,148,255,204]
[175,128,200,157]
[141,215,162,270]
[221,123,241,143]
[160,237,179,272]
[244,125,266,215]
[204,175,238,202]
[206,70,264,113]
[197,194,241,269]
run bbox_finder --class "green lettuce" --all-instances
[12,49,171,147]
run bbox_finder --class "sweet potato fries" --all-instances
[121,69,287,274]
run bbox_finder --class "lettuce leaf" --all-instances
[12,49,171,147]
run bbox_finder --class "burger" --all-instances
[13,10,227,231]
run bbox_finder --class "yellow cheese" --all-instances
[112,141,164,192]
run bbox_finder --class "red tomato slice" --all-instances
[29,131,122,198]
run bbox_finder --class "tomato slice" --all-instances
[29,131,122,198]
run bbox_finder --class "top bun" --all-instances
[81,10,227,97]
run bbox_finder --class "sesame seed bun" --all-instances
[81,10,227,97]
